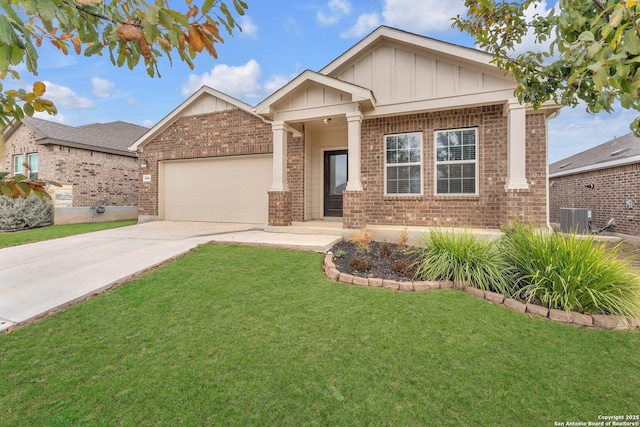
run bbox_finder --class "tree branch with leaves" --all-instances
[0,0,248,130]
[454,0,640,134]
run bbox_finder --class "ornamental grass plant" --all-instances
[500,221,640,317]
[412,228,515,296]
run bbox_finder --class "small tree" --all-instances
[454,0,640,133]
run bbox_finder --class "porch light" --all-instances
[323,118,332,124]
[141,159,149,168]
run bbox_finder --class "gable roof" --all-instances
[321,26,502,79]
[9,116,148,157]
[255,70,376,118]
[129,85,260,151]
[549,132,640,177]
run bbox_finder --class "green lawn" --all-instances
[1,244,638,426]
[0,220,137,249]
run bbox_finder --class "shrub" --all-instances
[394,257,415,277]
[349,255,372,272]
[500,221,640,317]
[396,227,410,248]
[0,194,53,231]
[350,227,372,253]
[333,249,348,259]
[412,229,515,295]
[378,242,393,258]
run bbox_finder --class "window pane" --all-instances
[13,155,24,175]
[463,178,476,194]
[437,180,448,194]
[463,145,475,161]
[387,180,398,194]
[450,179,462,194]
[398,166,409,180]
[463,163,475,178]
[409,148,421,162]
[387,166,397,180]
[387,135,397,150]
[449,164,462,179]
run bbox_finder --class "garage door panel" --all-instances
[162,155,272,223]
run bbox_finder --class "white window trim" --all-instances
[384,132,423,196]
[434,127,479,196]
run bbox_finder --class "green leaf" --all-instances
[23,102,34,117]
[158,10,173,30]
[623,28,640,55]
[202,0,215,15]
[232,0,246,16]
[84,43,104,57]
[145,5,160,26]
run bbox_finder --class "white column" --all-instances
[346,111,363,191]
[505,100,529,190]
[270,121,288,191]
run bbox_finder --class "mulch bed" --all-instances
[330,240,420,282]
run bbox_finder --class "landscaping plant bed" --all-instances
[330,240,419,282]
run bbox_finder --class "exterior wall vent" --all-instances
[610,148,630,156]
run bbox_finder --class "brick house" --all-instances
[130,26,561,229]
[549,133,640,236]
[2,116,148,223]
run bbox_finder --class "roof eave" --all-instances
[37,138,138,158]
[550,154,640,177]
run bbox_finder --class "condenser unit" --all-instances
[560,208,592,234]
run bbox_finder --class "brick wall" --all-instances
[550,163,640,236]
[138,108,273,217]
[2,123,138,207]
[288,131,305,222]
[352,105,548,229]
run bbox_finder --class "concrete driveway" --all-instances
[0,221,340,333]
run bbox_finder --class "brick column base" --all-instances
[268,191,292,226]
[343,190,365,229]
[502,189,545,227]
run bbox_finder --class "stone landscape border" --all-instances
[324,253,640,331]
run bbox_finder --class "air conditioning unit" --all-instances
[560,208,592,234]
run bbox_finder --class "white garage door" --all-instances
[161,154,272,223]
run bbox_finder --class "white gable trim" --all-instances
[255,70,376,118]
[321,26,501,79]
[129,86,259,152]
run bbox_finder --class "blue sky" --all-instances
[9,0,637,163]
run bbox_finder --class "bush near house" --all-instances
[0,194,52,231]
[412,229,516,296]
[500,221,640,317]
[411,224,640,317]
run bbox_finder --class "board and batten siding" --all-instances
[335,43,513,105]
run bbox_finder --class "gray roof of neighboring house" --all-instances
[549,132,640,176]
[19,116,148,157]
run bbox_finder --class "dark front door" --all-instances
[324,150,348,217]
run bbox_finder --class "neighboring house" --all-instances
[130,26,561,229]
[549,133,640,236]
[1,116,148,223]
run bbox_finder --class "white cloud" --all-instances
[141,119,154,128]
[548,102,638,163]
[91,77,115,98]
[340,12,380,38]
[317,0,352,25]
[33,111,67,124]
[182,59,264,99]
[263,74,290,94]
[239,16,258,38]
[382,0,466,34]
[42,81,94,109]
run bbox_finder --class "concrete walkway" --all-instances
[0,221,341,332]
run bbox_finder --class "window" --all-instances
[385,132,422,195]
[435,128,477,195]
[12,153,38,179]
[28,153,38,179]
[13,154,24,176]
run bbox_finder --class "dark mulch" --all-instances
[330,240,420,282]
